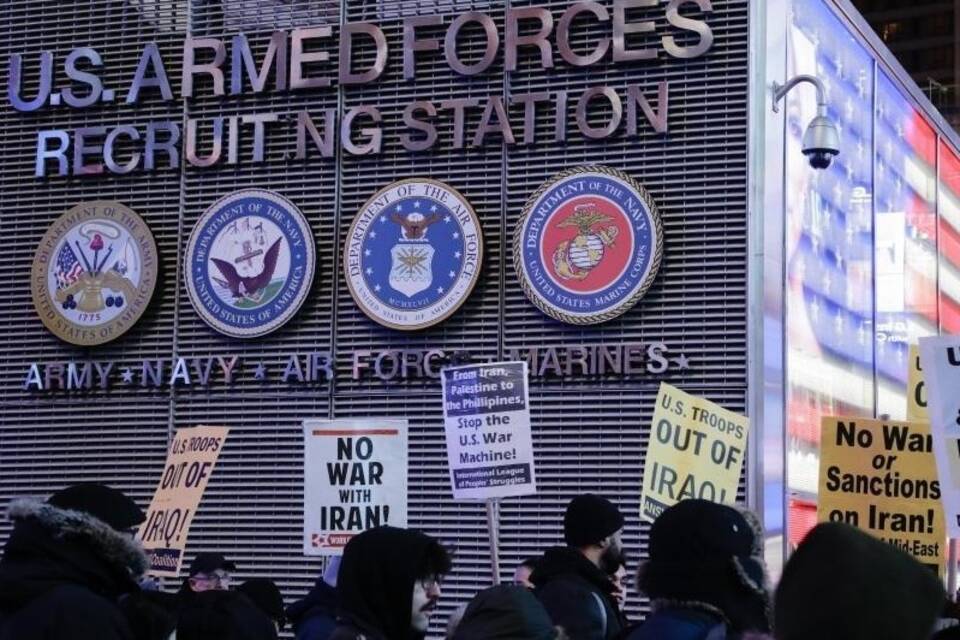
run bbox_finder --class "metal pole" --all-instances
[485,498,501,585]
[949,539,958,598]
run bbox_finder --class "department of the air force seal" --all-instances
[185,190,315,338]
[344,179,482,330]
[31,201,158,346]
[514,166,663,325]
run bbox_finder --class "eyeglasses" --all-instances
[193,571,231,586]
[418,575,442,591]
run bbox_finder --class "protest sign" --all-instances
[817,416,945,576]
[908,345,928,421]
[640,383,748,522]
[303,419,407,555]
[138,425,229,576]
[441,361,536,500]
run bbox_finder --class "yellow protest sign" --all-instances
[908,345,928,421]
[818,416,944,576]
[138,425,230,576]
[640,383,749,522]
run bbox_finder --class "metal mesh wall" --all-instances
[0,0,749,635]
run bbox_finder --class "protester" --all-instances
[330,526,452,640]
[514,557,541,590]
[627,499,770,640]
[532,494,626,640]
[118,591,179,640]
[775,522,943,640]
[238,578,285,632]
[177,589,278,640]
[287,557,340,640]
[609,563,628,611]
[182,552,236,594]
[453,584,568,640]
[0,483,147,640]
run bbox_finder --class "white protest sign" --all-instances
[303,419,408,555]
[441,361,536,500]
[917,335,960,536]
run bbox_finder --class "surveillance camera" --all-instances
[801,113,840,170]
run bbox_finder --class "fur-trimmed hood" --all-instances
[7,499,147,578]
[0,498,146,611]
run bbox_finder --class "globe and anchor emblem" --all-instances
[551,202,620,280]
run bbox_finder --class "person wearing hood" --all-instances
[453,585,569,640]
[775,522,943,640]
[177,589,278,640]
[237,578,286,633]
[287,557,340,640]
[0,483,148,640]
[330,526,452,640]
[626,499,771,640]
[532,494,627,640]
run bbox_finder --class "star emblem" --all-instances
[374,284,381,291]
[364,249,371,257]
[121,368,134,384]
[365,267,373,275]
[444,216,451,223]
[437,286,445,294]
[455,251,462,258]
[380,216,386,223]
[430,205,438,212]
[370,230,377,239]
[414,200,421,208]
[253,362,267,381]
[449,271,456,278]
[452,232,459,239]
[672,355,691,370]
[395,205,403,212]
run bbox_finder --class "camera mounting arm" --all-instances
[771,74,828,116]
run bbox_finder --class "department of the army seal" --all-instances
[344,179,482,330]
[513,166,663,325]
[31,201,159,346]
[185,190,315,338]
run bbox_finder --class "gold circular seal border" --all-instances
[512,165,664,325]
[31,200,159,346]
[343,178,484,331]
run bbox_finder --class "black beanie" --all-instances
[48,482,145,531]
[775,522,944,640]
[563,494,624,547]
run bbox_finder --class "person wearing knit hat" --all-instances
[531,494,627,640]
[626,499,771,640]
[775,522,944,640]
[0,483,148,640]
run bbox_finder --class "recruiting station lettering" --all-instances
[11,2,714,178]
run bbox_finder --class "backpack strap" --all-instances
[591,591,609,638]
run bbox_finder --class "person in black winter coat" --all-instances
[178,589,278,640]
[532,494,627,640]
[330,526,452,640]
[626,500,771,640]
[452,585,567,640]
[0,483,148,640]
[775,522,944,640]
[286,558,340,640]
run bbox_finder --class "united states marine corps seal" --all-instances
[185,190,315,338]
[31,201,158,346]
[344,179,482,330]
[513,166,663,325]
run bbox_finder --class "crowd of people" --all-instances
[0,482,954,639]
